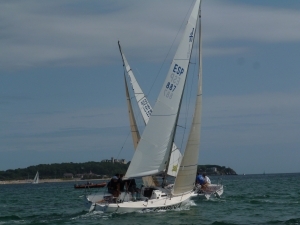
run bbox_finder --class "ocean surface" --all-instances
[1,173,299,225]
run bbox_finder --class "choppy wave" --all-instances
[0,173,299,225]
[0,215,22,221]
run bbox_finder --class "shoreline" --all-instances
[0,178,108,185]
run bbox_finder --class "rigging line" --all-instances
[115,130,131,161]
[146,1,196,97]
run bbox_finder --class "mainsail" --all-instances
[173,0,202,195]
[124,0,200,179]
[118,41,182,177]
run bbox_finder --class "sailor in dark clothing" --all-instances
[107,176,120,197]
[123,179,139,199]
[119,174,125,192]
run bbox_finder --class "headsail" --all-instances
[173,0,202,195]
[118,41,182,177]
[124,74,158,186]
[124,0,201,179]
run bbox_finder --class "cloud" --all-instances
[0,0,188,69]
[1,1,300,69]
[204,46,248,56]
[3,90,298,150]
[195,91,300,174]
[203,1,300,43]
[0,107,128,138]
[1,89,299,172]
[0,95,32,105]
[202,91,300,150]
[0,104,132,156]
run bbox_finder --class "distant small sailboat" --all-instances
[32,171,39,184]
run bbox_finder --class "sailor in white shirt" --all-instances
[203,173,211,184]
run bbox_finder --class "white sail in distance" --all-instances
[33,171,39,184]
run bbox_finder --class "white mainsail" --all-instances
[118,41,182,177]
[124,0,200,179]
[173,0,202,195]
[33,171,39,184]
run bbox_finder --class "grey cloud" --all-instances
[1,1,300,69]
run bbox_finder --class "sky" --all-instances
[1,0,300,175]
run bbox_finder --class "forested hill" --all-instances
[0,161,237,181]
[197,165,237,175]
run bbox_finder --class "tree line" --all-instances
[0,162,236,181]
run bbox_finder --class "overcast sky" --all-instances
[1,0,300,175]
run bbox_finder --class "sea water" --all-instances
[0,173,299,225]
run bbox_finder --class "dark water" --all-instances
[1,173,299,225]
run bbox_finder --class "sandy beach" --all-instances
[0,178,107,185]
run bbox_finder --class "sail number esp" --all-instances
[164,64,183,99]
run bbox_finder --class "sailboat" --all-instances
[119,14,223,201]
[87,0,202,213]
[119,42,223,200]
[32,171,39,184]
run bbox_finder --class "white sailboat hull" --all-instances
[87,191,193,213]
[190,184,223,200]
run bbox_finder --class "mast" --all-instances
[173,0,202,195]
